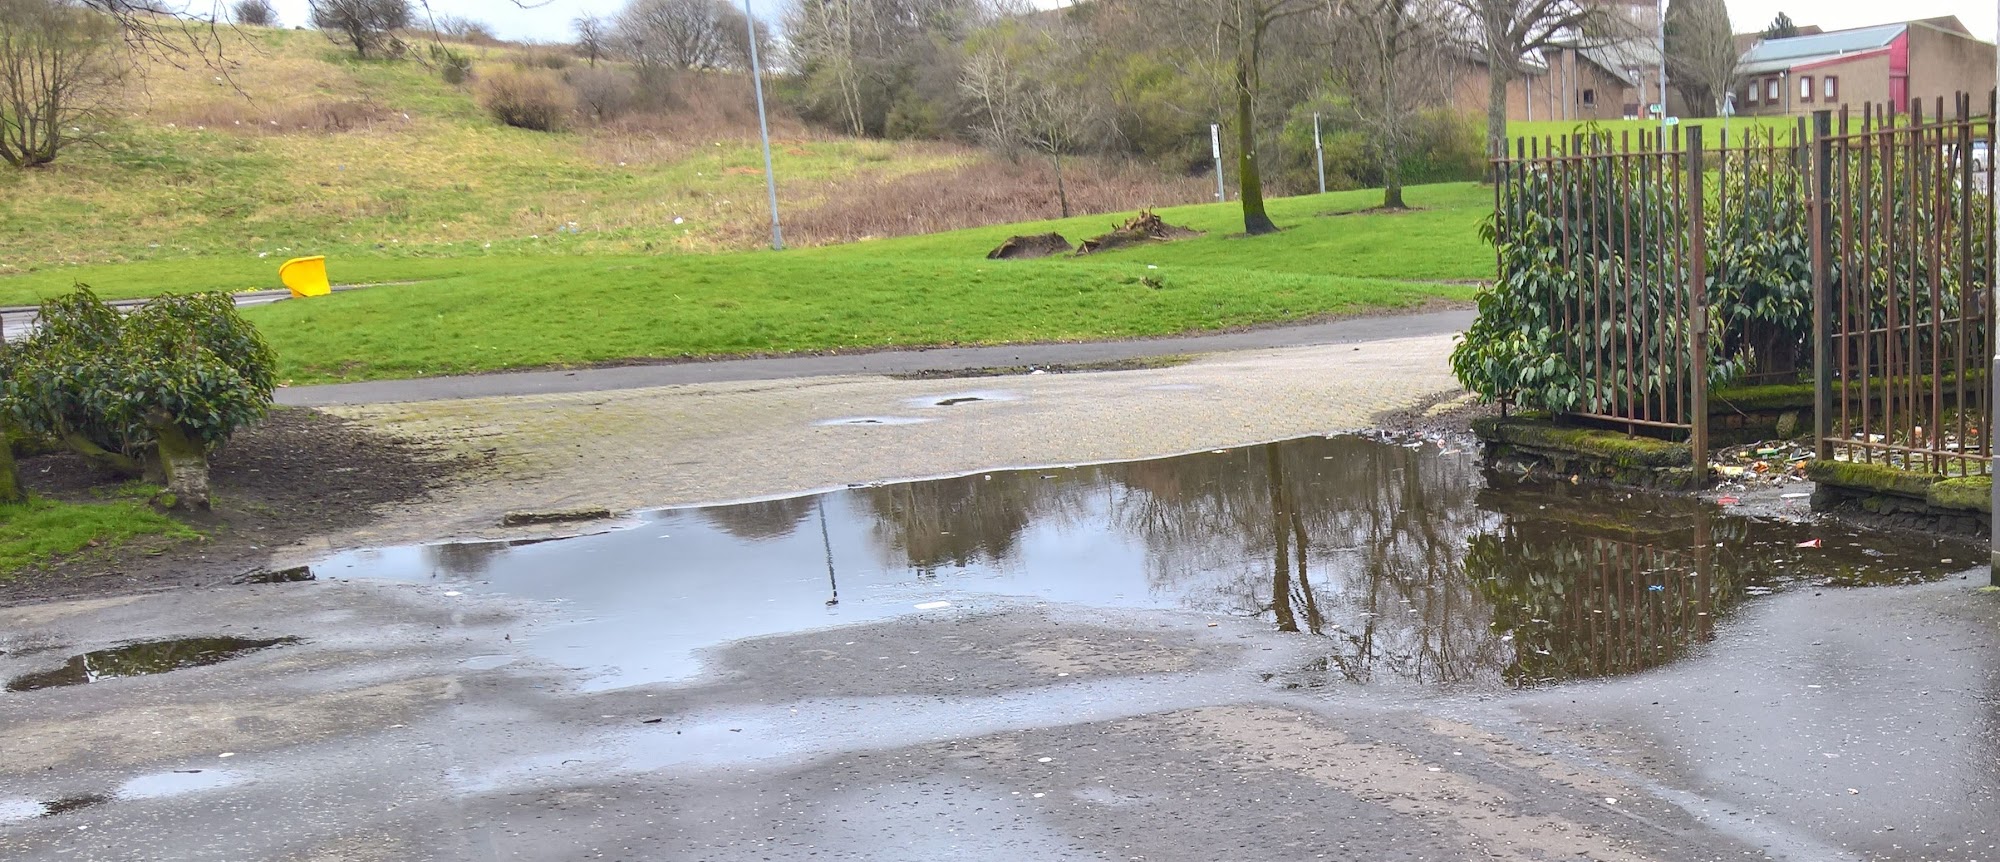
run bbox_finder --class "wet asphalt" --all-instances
[2,573,1992,861]
[2,436,1996,861]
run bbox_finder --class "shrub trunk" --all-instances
[0,424,21,505]
[151,422,211,510]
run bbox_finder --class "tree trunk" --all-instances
[1383,147,1406,209]
[151,422,211,511]
[1486,61,1511,181]
[1236,41,1278,236]
[0,425,21,505]
[1266,445,1297,633]
[1050,148,1070,218]
[59,430,143,477]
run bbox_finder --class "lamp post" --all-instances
[1990,0,1998,585]
[1656,0,1669,139]
[743,0,782,251]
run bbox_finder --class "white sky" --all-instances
[247,0,2000,52]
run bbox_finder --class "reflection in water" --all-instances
[5,636,302,692]
[325,436,1972,691]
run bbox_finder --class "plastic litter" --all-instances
[914,601,952,610]
[1796,539,1823,548]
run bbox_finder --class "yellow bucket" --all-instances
[279,255,331,298]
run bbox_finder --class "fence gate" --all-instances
[1813,97,1994,477]
[1492,128,1712,469]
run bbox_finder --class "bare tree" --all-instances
[231,0,275,26]
[784,0,867,134]
[1330,0,1455,209]
[1155,0,1315,235]
[1447,0,1620,162]
[574,13,610,66]
[617,0,735,71]
[310,0,413,59]
[0,0,122,168]
[1664,0,1734,116]
[960,23,1102,216]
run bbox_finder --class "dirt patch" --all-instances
[888,355,1198,380]
[986,232,1073,260]
[1369,388,1496,441]
[1075,210,1203,255]
[2,407,484,606]
[1320,205,1427,217]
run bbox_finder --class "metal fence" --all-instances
[1492,127,1711,469]
[1812,96,1994,477]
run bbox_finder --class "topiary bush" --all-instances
[0,287,276,509]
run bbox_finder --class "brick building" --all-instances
[1733,17,1996,117]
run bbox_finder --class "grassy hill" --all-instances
[0,26,1203,303]
[1,26,1495,385]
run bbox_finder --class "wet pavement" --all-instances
[2,435,1995,861]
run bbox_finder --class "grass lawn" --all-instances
[238,182,1490,383]
[1508,116,1812,147]
[0,495,196,578]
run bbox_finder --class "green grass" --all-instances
[241,182,1489,383]
[0,495,196,577]
[1508,116,1813,147]
[0,26,1495,381]
[0,27,972,304]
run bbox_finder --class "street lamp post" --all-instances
[743,0,782,251]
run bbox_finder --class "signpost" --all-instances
[1211,124,1226,201]
[1314,112,1326,195]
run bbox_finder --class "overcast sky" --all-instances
[250,0,2000,52]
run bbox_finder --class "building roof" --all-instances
[1737,22,1906,76]
[1577,38,1663,88]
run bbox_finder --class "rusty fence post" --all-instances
[1811,110,1836,461]
[1686,125,1708,483]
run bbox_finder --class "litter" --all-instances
[1796,539,1823,548]
[1716,496,1740,505]
[914,601,952,610]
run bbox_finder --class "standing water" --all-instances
[323,435,1974,692]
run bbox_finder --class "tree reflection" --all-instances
[698,497,816,542]
[841,434,1908,690]
[855,472,1087,576]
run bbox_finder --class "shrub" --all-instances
[567,66,634,120]
[429,43,471,85]
[232,0,275,26]
[1,287,276,509]
[309,0,411,59]
[476,67,576,131]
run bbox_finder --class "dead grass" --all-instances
[772,157,1215,247]
[163,96,400,134]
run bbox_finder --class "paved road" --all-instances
[311,334,1470,546]
[278,309,1474,407]
[2,544,1991,861]
[0,288,326,342]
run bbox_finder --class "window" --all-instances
[1767,78,1780,101]
[1748,83,1760,105]
[1582,88,1596,107]
[1825,76,1839,101]
[1800,76,1814,102]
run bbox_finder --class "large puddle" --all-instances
[324,435,1973,692]
[5,636,302,692]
